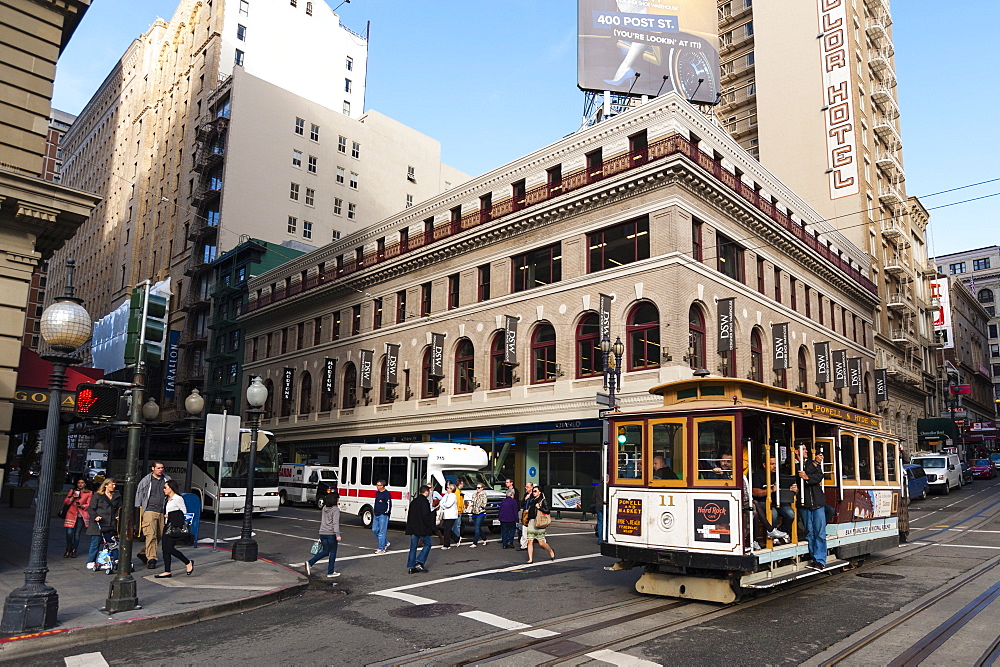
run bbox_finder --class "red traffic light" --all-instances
[75,383,122,419]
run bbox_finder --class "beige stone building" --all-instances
[716,0,936,446]
[47,0,465,415]
[0,0,98,484]
[240,94,881,486]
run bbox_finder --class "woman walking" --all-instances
[62,478,92,558]
[157,480,193,578]
[87,478,121,571]
[498,490,519,549]
[439,483,458,549]
[306,492,342,578]
[525,486,555,564]
[467,483,489,547]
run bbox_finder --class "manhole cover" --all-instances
[856,572,905,580]
[388,603,474,618]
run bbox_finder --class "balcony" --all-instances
[874,115,902,148]
[886,291,916,313]
[192,180,222,207]
[720,30,753,56]
[889,328,918,347]
[875,150,904,181]
[719,84,756,109]
[885,360,921,385]
[866,13,891,44]
[864,0,890,15]
[871,85,899,117]
[718,3,752,28]
[193,147,225,174]
[880,216,905,243]
[722,114,758,139]
[720,58,755,84]
[883,251,911,280]
[879,182,905,207]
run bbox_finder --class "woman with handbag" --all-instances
[525,486,555,564]
[62,478,92,558]
[438,483,458,549]
[306,492,342,578]
[157,480,193,578]
[467,484,489,548]
[88,478,121,572]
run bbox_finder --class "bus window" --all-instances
[341,457,348,482]
[350,457,358,485]
[840,434,856,482]
[886,443,898,483]
[410,457,427,498]
[615,423,644,483]
[361,456,373,485]
[389,457,407,487]
[372,456,390,484]
[857,437,872,482]
[696,418,735,484]
[873,441,886,482]
[650,419,684,484]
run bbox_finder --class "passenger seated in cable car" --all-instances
[651,456,679,480]
[750,457,794,543]
[702,453,734,479]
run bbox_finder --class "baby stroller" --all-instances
[95,519,119,575]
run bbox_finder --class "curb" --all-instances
[0,579,309,661]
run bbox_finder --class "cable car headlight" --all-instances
[660,512,675,530]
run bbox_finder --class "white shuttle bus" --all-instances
[337,442,505,529]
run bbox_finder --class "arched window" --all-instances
[263,379,275,417]
[797,347,808,393]
[749,328,763,382]
[531,323,557,383]
[454,338,475,394]
[379,357,395,405]
[978,288,994,304]
[490,331,513,389]
[342,362,357,409]
[576,313,601,377]
[421,347,441,398]
[688,305,705,370]
[299,371,312,415]
[628,302,660,371]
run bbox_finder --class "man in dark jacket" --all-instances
[372,480,392,554]
[405,485,434,573]
[798,450,828,569]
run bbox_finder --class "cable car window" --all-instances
[696,418,735,485]
[813,437,837,483]
[700,385,725,396]
[886,443,897,482]
[742,385,766,402]
[677,387,697,400]
[615,423,644,483]
[873,440,886,482]
[857,437,872,482]
[650,419,685,484]
[840,434,856,482]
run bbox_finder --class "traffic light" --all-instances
[75,383,123,419]
[125,285,169,367]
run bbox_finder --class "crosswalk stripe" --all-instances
[64,652,109,667]
[585,648,661,666]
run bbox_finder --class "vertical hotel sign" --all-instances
[818,0,859,200]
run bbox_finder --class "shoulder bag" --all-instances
[534,511,551,529]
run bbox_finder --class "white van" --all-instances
[910,453,962,494]
[278,464,339,508]
[337,442,506,529]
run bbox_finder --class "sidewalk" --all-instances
[0,506,306,661]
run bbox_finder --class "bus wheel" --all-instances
[279,491,288,507]
[360,506,374,528]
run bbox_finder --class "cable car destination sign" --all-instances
[801,401,880,429]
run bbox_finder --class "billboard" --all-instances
[578,0,720,104]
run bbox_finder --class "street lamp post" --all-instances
[141,397,159,473]
[600,335,625,409]
[2,259,91,633]
[184,389,205,493]
[232,377,268,562]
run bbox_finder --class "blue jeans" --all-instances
[472,514,486,545]
[500,521,516,546]
[452,515,463,539]
[595,508,605,544]
[776,505,795,534]
[65,517,84,551]
[407,533,431,569]
[372,514,389,551]
[308,534,339,575]
[802,507,828,565]
[88,534,101,563]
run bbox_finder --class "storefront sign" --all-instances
[599,293,612,343]
[815,342,831,384]
[718,298,735,352]
[615,497,642,536]
[771,323,789,370]
[848,357,862,395]
[832,349,848,389]
[875,368,888,403]
[359,349,374,390]
[164,330,180,398]
[504,315,518,365]
[430,333,445,377]
[386,344,399,385]
[282,368,294,401]
[323,358,336,395]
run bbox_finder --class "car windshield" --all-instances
[973,459,990,466]
[912,458,944,468]
[320,471,337,480]
[442,470,492,488]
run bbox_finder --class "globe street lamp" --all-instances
[232,377,267,562]
[184,389,205,493]
[2,259,91,633]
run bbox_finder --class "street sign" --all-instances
[596,391,613,407]
[204,413,241,462]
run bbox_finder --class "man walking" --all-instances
[135,461,170,569]
[372,480,391,554]
[406,485,434,573]
[799,450,828,570]
[518,482,535,551]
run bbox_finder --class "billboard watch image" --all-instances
[578,0,720,104]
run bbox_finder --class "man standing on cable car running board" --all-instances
[799,451,827,570]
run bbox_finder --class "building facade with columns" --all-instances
[239,94,885,487]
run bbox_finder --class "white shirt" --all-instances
[439,491,458,519]
[165,494,187,516]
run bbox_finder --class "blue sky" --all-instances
[52,0,998,258]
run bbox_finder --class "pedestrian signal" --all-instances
[75,383,122,419]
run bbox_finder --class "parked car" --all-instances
[990,452,1000,470]
[903,464,929,501]
[960,462,974,485]
[968,459,997,480]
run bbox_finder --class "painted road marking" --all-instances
[912,542,1000,550]
[586,648,661,666]
[521,628,561,638]
[373,591,436,605]
[459,610,531,631]
[64,653,109,667]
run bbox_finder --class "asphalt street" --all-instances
[24,477,1000,667]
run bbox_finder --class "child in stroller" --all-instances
[95,518,119,574]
